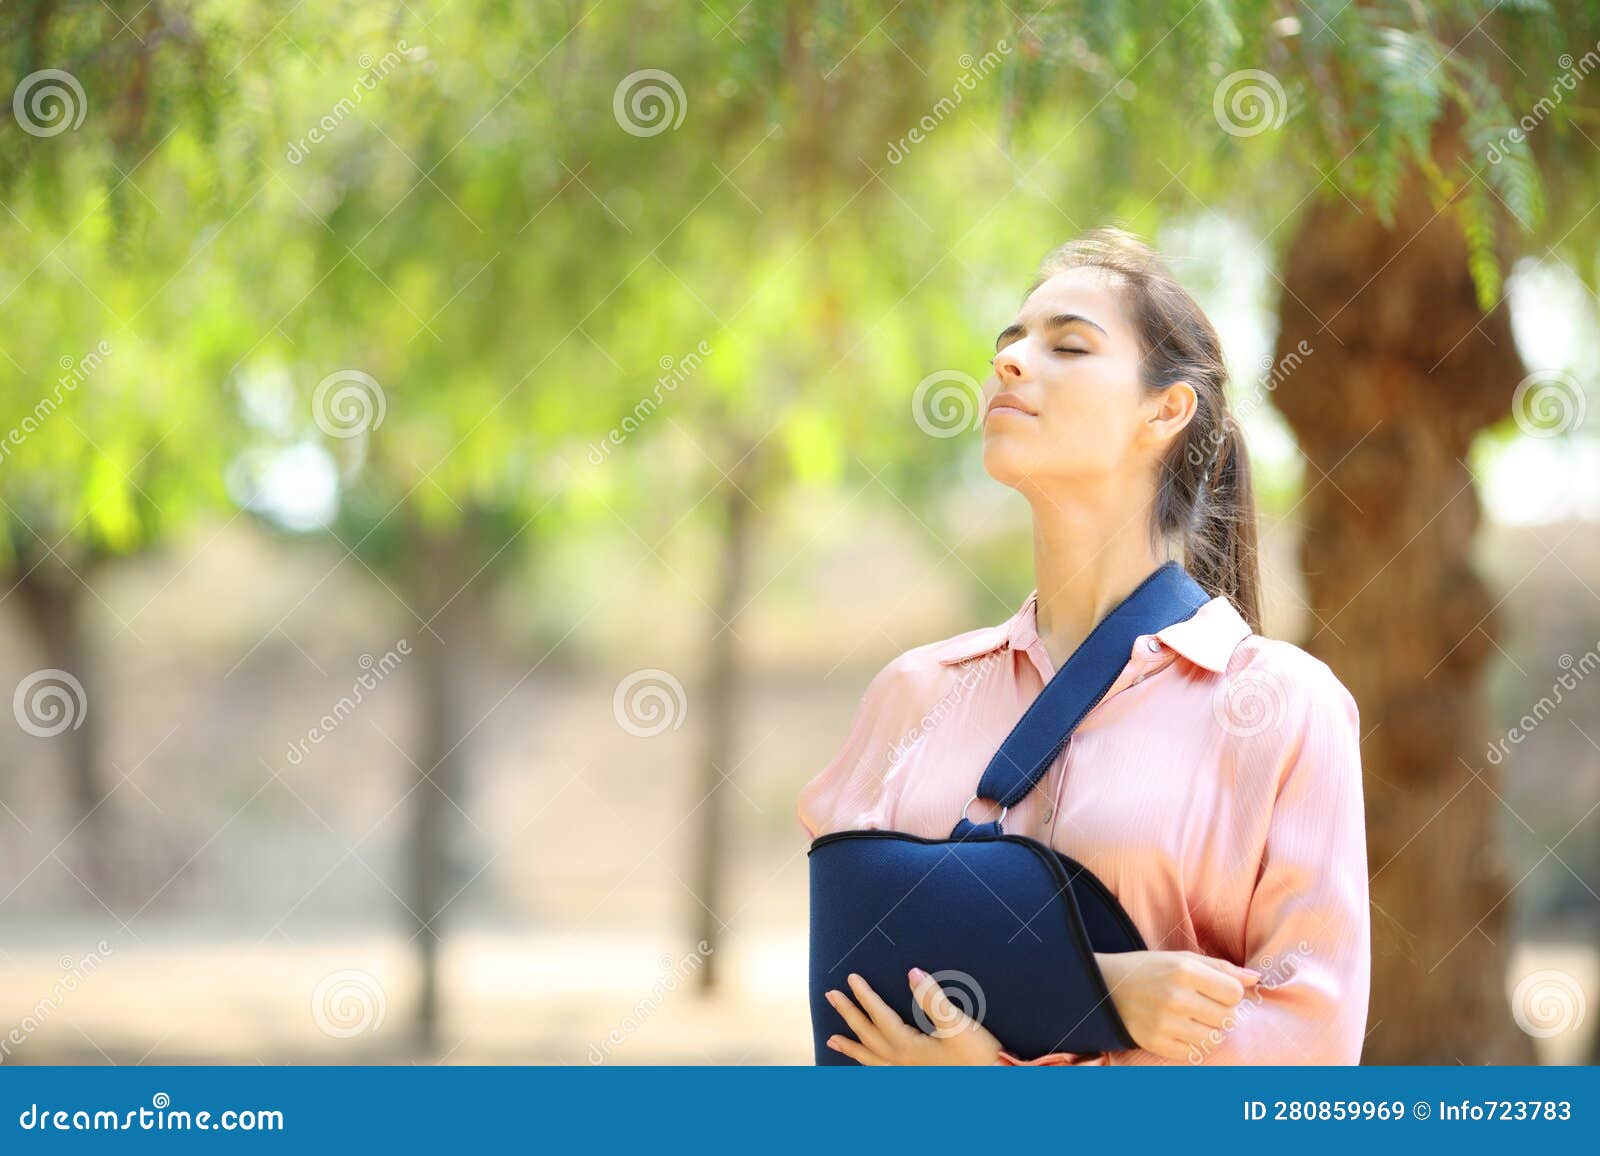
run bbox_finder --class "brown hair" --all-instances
[1030,226,1262,633]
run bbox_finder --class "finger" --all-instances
[827,1033,888,1066]
[908,967,969,1034]
[826,988,890,1053]
[1172,990,1234,1031]
[847,973,911,1038]
[1178,1015,1224,1051]
[1156,1015,1219,1059]
[1192,954,1261,987]
[1185,961,1248,1007]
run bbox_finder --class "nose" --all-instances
[992,344,1028,380]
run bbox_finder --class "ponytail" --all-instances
[1185,415,1262,634]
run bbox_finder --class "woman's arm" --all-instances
[994,951,1261,1065]
[998,658,1371,1066]
[1196,661,1370,1064]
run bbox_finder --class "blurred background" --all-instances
[0,0,1597,1065]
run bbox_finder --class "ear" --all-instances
[1141,381,1198,448]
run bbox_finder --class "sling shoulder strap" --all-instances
[950,560,1211,840]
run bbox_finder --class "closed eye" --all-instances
[1053,347,1088,355]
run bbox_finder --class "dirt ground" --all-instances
[0,929,1592,1066]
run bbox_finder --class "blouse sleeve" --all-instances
[997,656,1371,1067]
[1205,660,1370,1064]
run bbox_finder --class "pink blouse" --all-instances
[797,586,1371,1065]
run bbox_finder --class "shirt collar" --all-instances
[933,586,1251,674]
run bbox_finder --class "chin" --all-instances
[980,440,1030,488]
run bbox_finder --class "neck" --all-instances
[1026,476,1167,668]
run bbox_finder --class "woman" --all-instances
[797,228,1370,1066]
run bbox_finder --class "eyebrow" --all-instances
[994,312,1108,350]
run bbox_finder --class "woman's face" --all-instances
[981,266,1174,496]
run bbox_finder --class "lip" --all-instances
[986,392,1037,420]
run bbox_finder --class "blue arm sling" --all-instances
[807,560,1212,1064]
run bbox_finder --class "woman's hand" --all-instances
[824,968,1003,1065]
[1094,950,1261,1061]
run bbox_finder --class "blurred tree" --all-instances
[216,5,604,1046]
[0,0,247,898]
[1253,8,1598,1064]
[212,0,845,1042]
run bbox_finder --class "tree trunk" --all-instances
[690,446,758,993]
[1270,185,1534,1064]
[12,558,112,901]
[401,522,481,1051]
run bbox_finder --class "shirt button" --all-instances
[1146,638,1161,653]
[1041,805,1053,822]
